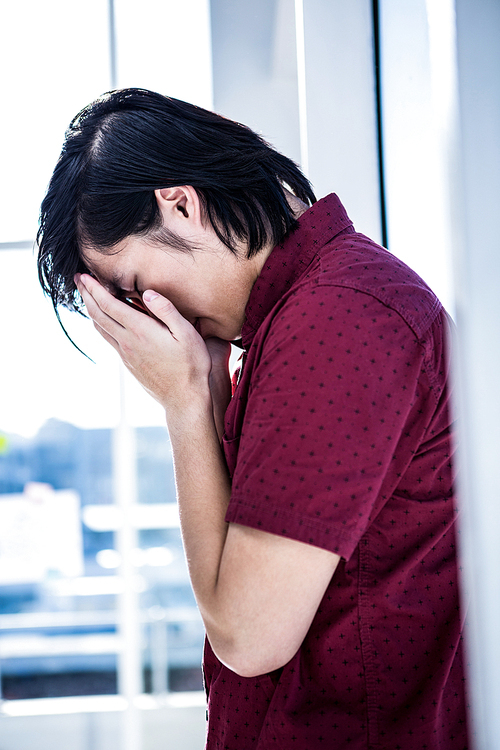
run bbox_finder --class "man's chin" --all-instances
[198,321,242,343]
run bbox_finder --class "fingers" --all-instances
[76,274,170,345]
[76,274,129,332]
[142,289,199,342]
[123,296,154,317]
[93,320,120,351]
[205,337,232,371]
[76,275,200,350]
[74,276,213,410]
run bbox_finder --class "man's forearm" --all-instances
[166,394,232,648]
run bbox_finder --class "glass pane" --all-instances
[1,1,213,743]
[113,0,213,108]
[0,0,110,243]
[0,250,204,706]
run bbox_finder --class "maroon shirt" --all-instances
[203,194,468,749]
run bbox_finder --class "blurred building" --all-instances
[0,421,203,699]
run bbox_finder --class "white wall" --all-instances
[210,0,382,242]
[451,1,500,747]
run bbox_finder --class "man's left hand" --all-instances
[75,273,212,414]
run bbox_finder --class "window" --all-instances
[0,2,211,747]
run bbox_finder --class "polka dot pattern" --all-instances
[203,195,468,749]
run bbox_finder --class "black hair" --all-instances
[37,87,316,316]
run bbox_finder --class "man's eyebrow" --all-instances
[82,265,123,297]
[110,270,126,294]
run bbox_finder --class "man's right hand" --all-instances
[205,337,232,441]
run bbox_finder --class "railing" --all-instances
[0,606,204,704]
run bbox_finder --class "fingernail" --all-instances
[143,290,159,302]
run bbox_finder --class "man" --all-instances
[37,88,468,749]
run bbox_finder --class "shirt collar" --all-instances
[241,193,353,348]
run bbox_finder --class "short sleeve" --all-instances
[225,284,428,559]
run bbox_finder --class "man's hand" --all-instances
[75,274,212,414]
[205,338,232,441]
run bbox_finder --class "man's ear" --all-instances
[154,186,202,227]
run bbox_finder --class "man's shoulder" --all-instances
[299,232,443,341]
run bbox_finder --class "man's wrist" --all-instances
[164,385,215,435]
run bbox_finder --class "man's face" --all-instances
[81,230,262,341]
